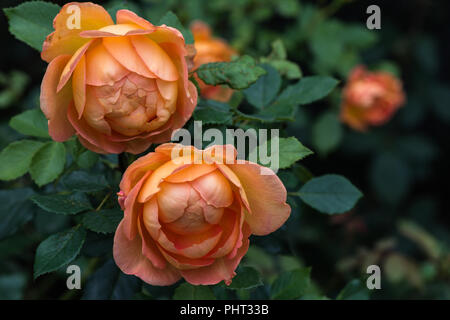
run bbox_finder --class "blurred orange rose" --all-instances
[113,143,291,285]
[340,65,405,131]
[191,21,236,102]
[40,3,197,154]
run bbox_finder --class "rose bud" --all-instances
[191,21,237,102]
[340,65,405,131]
[40,3,197,154]
[113,143,291,285]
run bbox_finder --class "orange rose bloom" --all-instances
[191,21,236,102]
[340,65,405,131]
[40,3,197,154]
[113,143,291,285]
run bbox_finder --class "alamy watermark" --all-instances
[171,121,280,175]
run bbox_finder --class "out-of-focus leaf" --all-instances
[82,209,123,234]
[197,55,266,90]
[173,282,216,300]
[9,108,49,138]
[312,112,342,156]
[297,174,362,214]
[244,64,281,109]
[0,188,34,240]
[82,259,141,300]
[249,137,313,169]
[277,76,339,106]
[30,193,92,215]
[34,226,86,279]
[270,268,311,299]
[226,266,263,290]
[30,141,66,186]
[62,171,109,192]
[0,71,30,108]
[0,273,27,300]
[4,1,60,51]
[336,279,369,300]
[194,100,233,125]
[0,140,44,181]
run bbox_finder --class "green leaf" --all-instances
[270,268,311,300]
[9,108,49,138]
[30,193,92,215]
[30,141,66,186]
[77,150,99,169]
[278,76,339,105]
[226,266,263,290]
[194,100,233,125]
[0,140,44,181]
[298,174,362,214]
[250,137,313,169]
[173,283,216,300]
[312,112,342,155]
[0,188,34,240]
[34,226,87,279]
[244,64,281,109]
[158,11,194,44]
[4,1,61,51]
[0,273,27,300]
[82,209,123,234]
[82,259,141,299]
[0,71,30,109]
[337,279,370,300]
[197,55,266,90]
[260,39,302,80]
[62,171,109,192]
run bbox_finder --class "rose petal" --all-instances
[40,54,75,142]
[190,170,233,208]
[180,223,250,285]
[42,2,113,62]
[131,36,178,82]
[113,220,181,286]
[228,162,291,236]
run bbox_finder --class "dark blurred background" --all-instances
[1,0,449,299]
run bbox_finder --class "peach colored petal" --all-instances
[215,163,251,212]
[41,2,113,62]
[164,225,223,259]
[165,164,217,183]
[228,162,291,236]
[137,215,167,269]
[40,54,75,142]
[116,10,156,30]
[158,246,215,270]
[102,37,156,78]
[190,170,233,208]
[206,209,241,259]
[130,36,179,82]
[120,151,169,194]
[68,103,124,154]
[85,43,129,86]
[113,220,181,285]
[79,24,154,38]
[83,87,111,135]
[138,156,193,202]
[57,40,93,92]
[121,171,151,240]
[72,55,86,118]
[180,223,251,285]
[157,182,190,223]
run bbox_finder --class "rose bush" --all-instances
[340,65,405,131]
[40,2,197,154]
[191,21,236,102]
[113,143,291,285]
